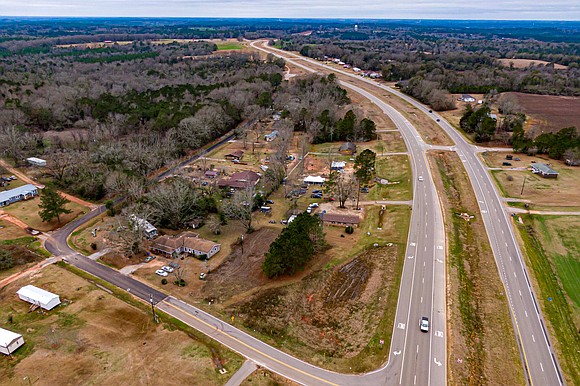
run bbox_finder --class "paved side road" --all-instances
[224,360,258,386]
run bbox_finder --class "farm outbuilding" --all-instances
[0,327,24,356]
[16,285,61,310]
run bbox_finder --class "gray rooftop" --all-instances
[531,163,558,174]
[0,184,37,203]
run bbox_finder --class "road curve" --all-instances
[252,40,448,386]
[252,41,565,385]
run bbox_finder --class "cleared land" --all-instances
[0,265,242,385]
[488,155,580,210]
[429,151,524,386]
[506,92,580,135]
[515,215,580,384]
[367,155,412,201]
[201,205,410,373]
[498,58,568,70]
[3,197,88,232]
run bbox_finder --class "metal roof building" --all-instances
[531,163,559,178]
[0,184,38,207]
[0,327,24,356]
[17,285,61,310]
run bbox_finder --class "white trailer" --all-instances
[17,285,61,310]
[0,327,24,355]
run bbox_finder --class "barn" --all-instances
[0,327,24,356]
[17,285,61,310]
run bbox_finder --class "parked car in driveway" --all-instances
[155,269,168,277]
[161,266,174,273]
[144,255,156,263]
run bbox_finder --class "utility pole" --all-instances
[240,234,244,255]
[520,175,527,195]
[150,294,159,323]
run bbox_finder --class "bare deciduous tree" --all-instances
[222,186,255,232]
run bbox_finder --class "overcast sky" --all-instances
[1,0,579,20]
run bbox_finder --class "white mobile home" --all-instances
[0,184,38,207]
[17,285,61,310]
[0,327,24,355]
[26,157,47,167]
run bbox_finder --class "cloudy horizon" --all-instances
[1,0,579,21]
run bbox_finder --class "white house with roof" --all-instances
[17,285,61,310]
[531,163,559,178]
[0,327,24,356]
[331,161,346,171]
[0,184,38,207]
[264,130,279,142]
[304,176,326,185]
[129,215,158,239]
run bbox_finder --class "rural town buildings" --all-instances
[151,232,221,259]
[26,157,46,167]
[16,285,61,310]
[0,328,24,356]
[531,163,559,178]
[0,184,38,208]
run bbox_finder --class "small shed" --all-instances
[26,157,47,167]
[339,142,356,155]
[204,170,218,179]
[331,161,346,171]
[0,327,24,356]
[17,285,61,310]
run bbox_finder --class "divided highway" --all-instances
[252,40,564,385]
[252,40,447,386]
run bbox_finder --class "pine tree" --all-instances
[38,186,72,225]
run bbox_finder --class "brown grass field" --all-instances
[498,58,568,70]
[482,151,580,210]
[3,197,88,232]
[505,92,580,135]
[0,265,242,385]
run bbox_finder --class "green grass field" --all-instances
[367,155,412,201]
[516,215,580,384]
[216,41,244,50]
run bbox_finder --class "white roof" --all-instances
[0,184,37,203]
[0,327,22,347]
[16,285,59,304]
[331,161,346,168]
[304,176,326,183]
[26,157,46,163]
[129,215,157,233]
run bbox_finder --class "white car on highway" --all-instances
[418,176,424,182]
[155,269,168,277]
[420,316,429,332]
